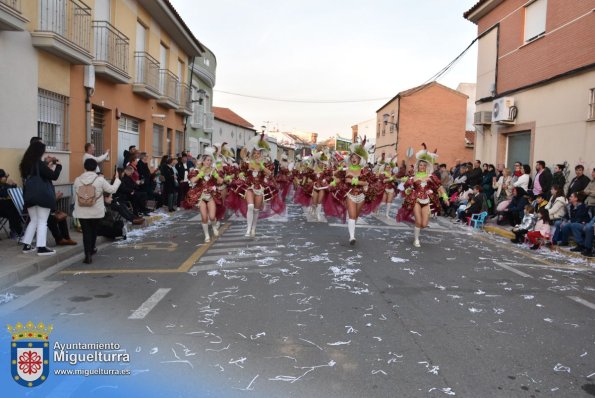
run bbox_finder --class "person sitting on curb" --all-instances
[545,185,567,237]
[532,194,549,213]
[583,168,595,216]
[567,164,590,199]
[511,205,536,244]
[97,193,127,240]
[554,192,590,249]
[47,191,76,246]
[498,187,528,226]
[0,168,23,238]
[526,208,552,250]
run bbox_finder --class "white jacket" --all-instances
[73,171,121,219]
[513,174,530,191]
[545,195,567,220]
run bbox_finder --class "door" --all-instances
[135,22,146,82]
[159,44,167,93]
[507,132,531,169]
[94,0,111,61]
[118,116,140,166]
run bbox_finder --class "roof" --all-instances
[163,0,205,53]
[463,0,504,22]
[376,81,469,113]
[212,107,255,130]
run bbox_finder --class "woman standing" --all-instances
[73,159,121,264]
[19,141,62,255]
[378,159,397,218]
[397,144,449,248]
[186,148,223,243]
[344,140,372,245]
[310,151,331,221]
[160,156,178,212]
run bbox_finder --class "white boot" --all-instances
[245,204,254,237]
[202,223,210,243]
[212,220,219,237]
[348,218,356,245]
[316,204,323,221]
[385,203,391,218]
[413,226,420,247]
[251,209,259,237]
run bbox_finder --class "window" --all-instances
[153,124,164,156]
[524,0,547,42]
[204,58,210,67]
[191,86,204,128]
[38,89,69,151]
[377,123,380,138]
[176,130,184,155]
[382,128,385,136]
[589,88,595,120]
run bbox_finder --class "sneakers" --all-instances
[570,245,584,252]
[413,239,421,248]
[37,247,56,256]
[22,244,36,254]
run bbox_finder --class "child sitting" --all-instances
[526,208,552,250]
[511,205,536,244]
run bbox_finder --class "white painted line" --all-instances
[356,218,369,225]
[494,262,534,278]
[211,240,278,247]
[128,288,171,320]
[567,296,595,311]
[198,252,280,262]
[189,259,281,273]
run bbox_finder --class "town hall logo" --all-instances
[7,321,52,388]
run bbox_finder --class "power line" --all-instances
[214,37,478,104]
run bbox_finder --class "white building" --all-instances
[212,107,256,159]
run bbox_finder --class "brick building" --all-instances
[375,82,472,168]
[464,0,595,174]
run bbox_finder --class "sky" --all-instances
[170,0,480,140]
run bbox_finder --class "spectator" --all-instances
[494,168,513,213]
[82,143,109,173]
[545,185,567,222]
[533,160,553,199]
[511,161,523,184]
[458,185,486,222]
[160,156,178,212]
[499,187,529,226]
[532,194,549,213]
[481,164,496,212]
[552,164,566,192]
[118,166,149,216]
[566,165,590,198]
[449,164,469,195]
[467,160,483,187]
[137,152,152,197]
[583,168,595,216]
[513,164,531,191]
[527,208,552,250]
[97,193,127,240]
[580,215,594,257]
[511,205,536,244]
[47,192,76,246]
[0,169,23,238]
[109,193,144,225]
[19,141,62,256]
[73,158,121,264]
[122,145,137,168]
[439,164,452,191]
[554,192,590,247]
[175,154,189,207]
[452,159,462,179]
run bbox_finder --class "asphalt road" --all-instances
[0,203,594,397]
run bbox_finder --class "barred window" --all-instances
[38,89,69,151]
[153,124,164,157]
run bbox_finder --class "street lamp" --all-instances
[382,113,399,152]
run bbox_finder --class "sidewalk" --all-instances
[0,213,168,291]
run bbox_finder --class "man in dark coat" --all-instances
[552,164,566,192]
[567,165,590,198]
[533,160,553,199]
[467,160,483,187]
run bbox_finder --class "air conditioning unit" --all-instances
[492,97,516,123]
[474,111,492,125]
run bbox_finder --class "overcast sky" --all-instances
[170,0,480,139]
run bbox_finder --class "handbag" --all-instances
[23,162,56,209]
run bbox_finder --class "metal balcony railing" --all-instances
[37,0,91,52]
[1,0,21,12]
[134,51,160,93]
[159,69,179,104]
[177,83,191,113]
[92,20,129,74]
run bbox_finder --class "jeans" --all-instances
[552,220,566,243]
[560,222,587,246]
[22,206,50,248]
[47,214,71,243]
[167,192,178,211]
[79,218,99,256]
[583,218,595,250]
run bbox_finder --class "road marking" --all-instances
[567,296,595,311]
[210,240,278,247]
[493,261,534,278]
[199,252,281,262]
[328,223,451,232]
[128,288,171,319]
[0,282,64,316]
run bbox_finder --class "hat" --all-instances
[203,146,216,158]
[221,142,234,160]
[349,137,370,166]
[247,133,271,153]
[0,169,6,178]
[415,143,438,173]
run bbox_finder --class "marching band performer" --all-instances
[397,144,449,247]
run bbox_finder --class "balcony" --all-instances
[204,111,214,133]
[156,69,179,109]
[0,0,29,31]
[132,51,160,99]
[190,103,204,129]
[92,21,130,84]
[31,0,92,64]
[175,83,192,116]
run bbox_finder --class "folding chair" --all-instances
[0,217,9,238]
[7,187,29,242]
[468,211,488,230]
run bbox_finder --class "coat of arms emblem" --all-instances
[7,321,52,387]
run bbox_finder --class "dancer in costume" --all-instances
[186,147,223,243]
[397,144,449,247]
[276,153,293,201]
[310,150,331,221]
[344,139,372,244]
[378,157,398,218]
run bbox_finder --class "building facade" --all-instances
[464,0,595,172]
[211,107,257,160]
[187,45,216,158]
[0,0,210,187]
[375,82,472,168]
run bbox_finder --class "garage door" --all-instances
[507,131,530,169]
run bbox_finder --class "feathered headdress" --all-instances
[221,142,234,160]
[203,146,216,158]
[349,137,370,166]
[247,133,271,153]
[415,143,438,173]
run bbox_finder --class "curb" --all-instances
[483,224,593,263]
